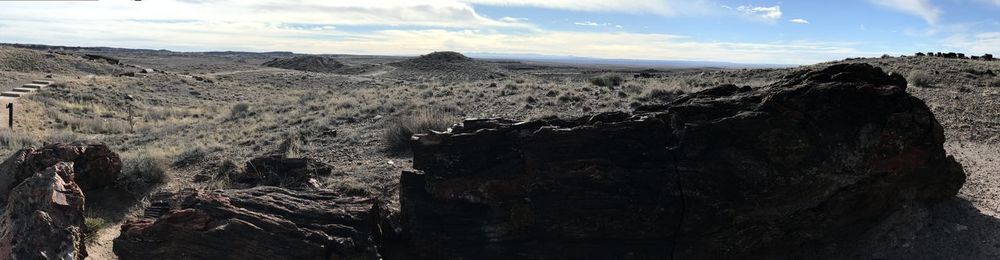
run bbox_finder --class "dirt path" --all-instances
[86,224,121,260]
[948,141,1000,217]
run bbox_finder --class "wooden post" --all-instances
[5,103,11,129]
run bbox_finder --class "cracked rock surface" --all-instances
[400,63,966,259]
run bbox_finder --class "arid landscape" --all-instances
[1,42,999,259]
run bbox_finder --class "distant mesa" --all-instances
[262,55,347,73]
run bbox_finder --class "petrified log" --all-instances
[0,162,87,259]
[113,186,394,260]
[401,63,965,259]
[0,142,122,202]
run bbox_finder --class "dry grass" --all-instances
[383,109,454,154]
[909,70,934,88]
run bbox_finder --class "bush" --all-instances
[590,74,624,87]
[83,217,106,242]
[908,70,934,88]
[383,110,453,154]
[118,153,169,195]
[229,102,251,119]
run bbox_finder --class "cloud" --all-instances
[459,0,717,17]
[573,21,624,29]
[945,32,1000,54]
[499,17,528,22]
[0,0,537,29]
[869,0,941,24]
[735,5,782,22]
[789,18,809,24]
[0,0,877,64]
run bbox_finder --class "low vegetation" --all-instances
[590,74,624,87]
[383,110,453,154]
[908,70,934,88]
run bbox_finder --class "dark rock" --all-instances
[231,155,333,188]
[0,142,122,202]
[83,54,120,65]
[113,187,394,260]
[0,162,87,259]
[400,63,965,259]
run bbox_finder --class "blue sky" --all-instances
[0,0,998,64]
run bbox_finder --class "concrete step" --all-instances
[21,83,45,89]
[1,92,25,97]
[31,80,53,85]
[11,88,35,93]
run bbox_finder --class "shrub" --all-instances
[908,70,934,88]
[383,110,453,154]
[229,102,251,119]
[118,153,170,195]
[83,217,106,242]
[590,74,624,87]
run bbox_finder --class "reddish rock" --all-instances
[0,142,122,202]
[401,64,965,259]
[113,187,394,260]
[0,162,87,260]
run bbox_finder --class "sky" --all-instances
[0,0,998,65]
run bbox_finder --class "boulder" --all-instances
[0,142,122,204]
[232,155,333,188]
[113,186,395,260]
[400,63,965,259]
[0,162,87,260]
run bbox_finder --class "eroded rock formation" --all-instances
[113,186,395,260]
[0,142,122,202]
[400,63,966,259]
[0,142,119,260]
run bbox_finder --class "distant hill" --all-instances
[263,55,348,73]
[467,52,794,69]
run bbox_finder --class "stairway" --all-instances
[2,80,53,98]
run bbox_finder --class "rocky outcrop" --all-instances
[113,187,394,260]
[231,155,333,188]
[400,63,965,259]
[0,143,117,260]
[0,163,87,259]
[0,142,122,202]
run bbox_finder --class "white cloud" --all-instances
[0,0,877,64]
[789,19,810,24]
[574,21,601,26]
[735,5,782,22]
[945,32,1000,54]
[499,17,528,22]
[869,0,941,24]
[459,0,717,17]
[0,0,536,29]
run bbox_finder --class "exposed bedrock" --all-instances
[113,187,396,260]
[400,63,966,259]
[0,142,119,260]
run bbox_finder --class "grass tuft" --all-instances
[383,110,453,154]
